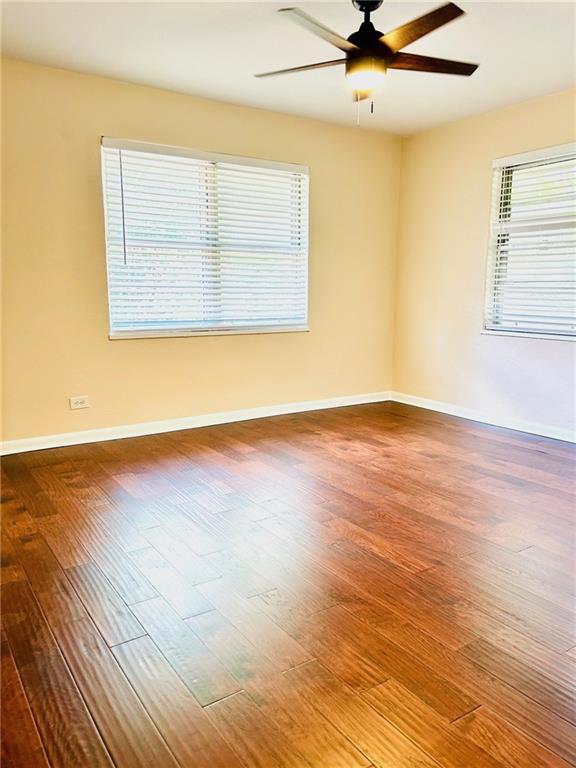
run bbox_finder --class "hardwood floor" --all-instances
[1,401,575,767]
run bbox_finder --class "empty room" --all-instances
[1,0,575,766]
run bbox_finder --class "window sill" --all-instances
[481,329,575,342]
[109,325,310,340]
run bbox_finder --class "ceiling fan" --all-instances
[255,1,478,101]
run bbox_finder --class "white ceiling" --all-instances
[2,1,575,134]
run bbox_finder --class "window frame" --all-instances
[100,137,310,340]
[482,142,576,342]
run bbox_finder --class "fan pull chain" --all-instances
[354,95,375,125]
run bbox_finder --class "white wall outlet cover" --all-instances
[69,395,90,410]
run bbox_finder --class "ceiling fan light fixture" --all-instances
[345,56,387,93]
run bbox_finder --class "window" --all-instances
[101,138,309,338]
[484,143,576,339]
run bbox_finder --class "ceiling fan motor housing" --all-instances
[347,20,390,56]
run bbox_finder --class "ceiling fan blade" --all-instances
[279,8,359,52]
[255,58,347,78]
[380,3,465,54]
[388,52,478,75]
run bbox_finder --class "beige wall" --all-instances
[395,89,576,434]
[2,58,574,444]
[1,59,401,441]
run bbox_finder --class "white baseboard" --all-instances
[2,389,572,455]
[389,391,575,444]
[0,391,392,455]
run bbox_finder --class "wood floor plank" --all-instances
[284,660,442,768]
[142,524,220,584]
[1,639,50,768]
[252,524,476,650]
[197,576,312,670]
[460,637,576,724]
[1,456,59,519]
[439,553,575,613]
[131,596,242,705]
[203,548,275,597]
[12,532,87,625]
[138,498,224,554]
[420,562,575,652]
[323,516,444,572]
[340,591,477,650]
[378,620,576,764]
[520,545,576,576]
[246,528,361,606]
[251,585,336,631]
[128,546,214,619]
[2,581,114,768]
[356,501,485,560]
[186,608,280,679]
[53,616,180,768]
[334,604,478,716]
[461,546,576,601]
[66,562,146,646]
[112,635,245,768]
[251,670,373,768]
[1,476,38,540]
[466,623,576,688]
[256,592,390,692]
[228,538,342,612]
[453,706,573,768]
[188,609,371,767]
[205,690,313,768]
[36,515,91,569]
[48,495,159,605]
[362,679,505,768]
[0,531,27,585]
[33,465,149,554]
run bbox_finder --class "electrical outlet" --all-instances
[69,395,90,410]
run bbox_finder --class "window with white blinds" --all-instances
[100,138,309,338]
[484,144,576,339]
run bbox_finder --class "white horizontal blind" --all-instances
[101,139,309,337]
[485,146,576,338]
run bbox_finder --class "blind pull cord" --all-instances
[119,149,128,265]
